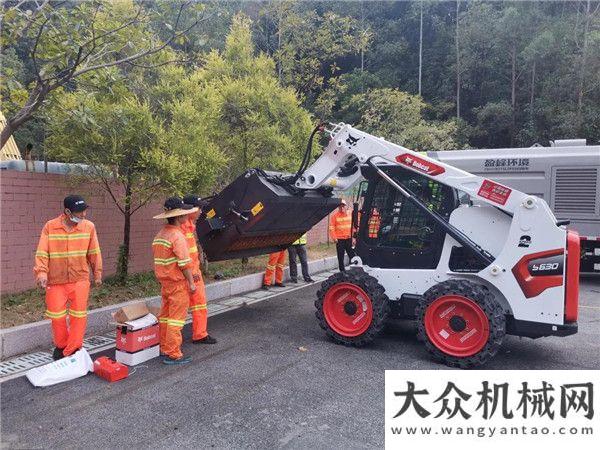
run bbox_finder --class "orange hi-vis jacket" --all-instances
[368,208,381,238]
[152,225,193,283]
[181,218,200,275]
[34,215,102,285]
[329,210,353,240]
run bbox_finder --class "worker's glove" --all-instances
[189,281,197,293]
[94,278,103,287]
[37,277,48,289]
[193,273,201,282]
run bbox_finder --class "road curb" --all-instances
[0,256,337,360]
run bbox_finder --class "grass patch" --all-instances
[1,243,335,329]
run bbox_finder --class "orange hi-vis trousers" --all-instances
[45,280,90,356]
[158,280,189,360]
[264,250,286,286]
[189,272,208,341]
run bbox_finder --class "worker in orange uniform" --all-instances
[153,197,198,365]
[367,207,381,239]
[34,195,102,360]
[182,195,216,345]
[329,199,356,272]
[262,250,286,290]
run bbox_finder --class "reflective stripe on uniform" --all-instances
[87,248,101,255]
[185,233,195,239]
[36,251,49,257]
[47,233,91,240]
[45,309,67,319]
[189,246,198,254]
[190,304,207,311]
[154,257,178,265]
[68,309,87,318]
[47,250,89,258]
[152,239,173,248]
[177,258,191,267]
[158,317,169,323]
[166,319,186,328]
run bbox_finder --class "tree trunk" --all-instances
[361,0,365,74]
[455,0,461,119]
[277,5,283,82]
[418,0,423,96]
[530,60,536,123]
[511,44,517,147]
[117,178,132,282]
[576,0,591,132]
[0,81,49,148]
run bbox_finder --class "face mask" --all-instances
[66,211,82,223]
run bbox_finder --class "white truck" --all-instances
[430,139,600,274]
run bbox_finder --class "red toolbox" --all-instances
[94,357,129,382]
[116,324,160,353]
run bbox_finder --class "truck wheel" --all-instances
[315,269,390,346]
[416,279,505,368]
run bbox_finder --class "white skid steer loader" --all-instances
[197,123,580,368]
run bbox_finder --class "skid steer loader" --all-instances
[196,123,580,368]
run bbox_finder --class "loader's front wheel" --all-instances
[416,279,505,369]
[316,269,389,346]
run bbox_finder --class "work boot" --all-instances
[261,284,270,290]
[274,282,286,288]
[162,355,192,365]
[304,277,315,283]
[290,278,298,284]
[193,335,217,345]
[52,347,64,361]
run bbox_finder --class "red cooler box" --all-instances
[116,323,160,353]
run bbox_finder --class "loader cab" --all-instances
[354,165,458,269]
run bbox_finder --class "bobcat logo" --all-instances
[345,134,361,147]
[518,235,531,248]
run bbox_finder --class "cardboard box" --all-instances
[112,302,150,324]
[148,305,161,318]
[115,345,159,366]
[116,324,160,353]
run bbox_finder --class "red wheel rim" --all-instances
[323,283,373,337]
[424,295,490,357]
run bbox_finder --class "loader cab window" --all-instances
[356,166,457,269]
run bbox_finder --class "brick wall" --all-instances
[0,171,164,294]
[0,170,331,294]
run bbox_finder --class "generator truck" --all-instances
[196,123,580,368]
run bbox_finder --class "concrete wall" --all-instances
[0,170,331,294]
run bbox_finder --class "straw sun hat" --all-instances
[153,197,199,220]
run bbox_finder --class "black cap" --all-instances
[183,195,208,208]
[64,195,89,212]
[164,196,193,211]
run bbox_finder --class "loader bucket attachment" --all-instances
[196,170,340,261]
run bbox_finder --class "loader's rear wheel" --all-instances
[316,269,389,346]
[416,279,505,369]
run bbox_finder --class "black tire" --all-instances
[315,268,390,346]
[415,279,505,369]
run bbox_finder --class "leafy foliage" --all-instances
[349,88,459,151]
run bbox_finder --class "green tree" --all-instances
[349,88,459,151]
[0,0,205,148]
[257,1,369,107]
[45,70,225,280]
[190,14,313,180]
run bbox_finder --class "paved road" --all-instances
[1,277,599,449]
